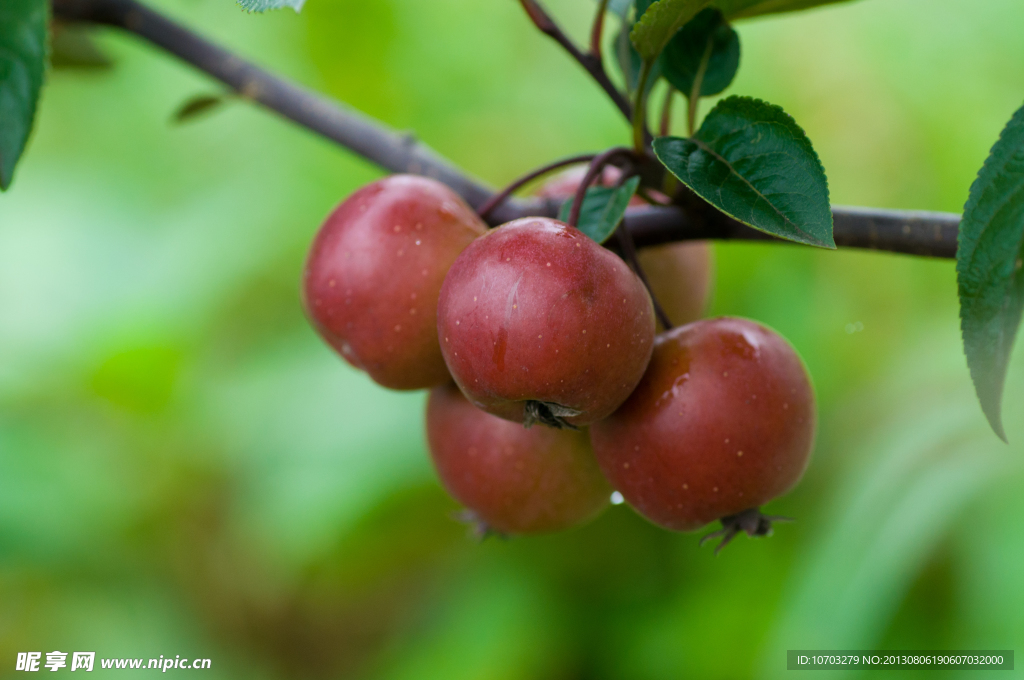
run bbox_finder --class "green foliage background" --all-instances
[1,0,1023,677]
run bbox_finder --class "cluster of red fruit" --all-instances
[303,173,815,549]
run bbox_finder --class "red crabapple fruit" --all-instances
[303,175,487,390]
[589,317,815,551]
[437,217,656,428]
[427,383,611,534]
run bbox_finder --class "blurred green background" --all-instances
[2,0,1023,677]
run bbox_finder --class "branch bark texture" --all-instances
[51,0,960,259]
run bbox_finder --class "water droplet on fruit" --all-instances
[455,321,460,326]
[415,239,422,245]
[610,491,624,505]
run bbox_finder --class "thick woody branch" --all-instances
[51,0,960,259]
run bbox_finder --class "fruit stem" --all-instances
[699,508,794,555]
[610,167,674,329]
[566,147,634,228]
[614,217,675,330]
[687,37,714,137]
[632,60,654,153]
[590,0,611,57]
[659,86,675,137]
[476,153,598,222]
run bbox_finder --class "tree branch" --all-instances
[50,0,960,260]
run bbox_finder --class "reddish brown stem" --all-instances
[611,185,674,330]
[660,87,675,137]
[590,0,610,57]
[476,153,597,222]
[517,0,633,123]
[566,147,634,228]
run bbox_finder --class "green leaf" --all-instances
[236,0,305,13]
[956,102,1024,442]
[653,96,834,248]
[0,0,47,191]
[713,0,856,20]
[172,93,230,125]
[662,8,739,99]
[630,0,711,62]
[557,177,640,244]
[635,0,656,18]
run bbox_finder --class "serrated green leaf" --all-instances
[557,177,640,244]
[236,0,305,13]
[0,0,47,191]
[714,0,856,20]
[662,8,739,99]
[956,102,1024,442]
[630,0,711,62]
[653,96,833,248]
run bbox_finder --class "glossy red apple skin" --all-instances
[426,383,611,534]
[590,317,816,532]
[537,166,713,328]
[437,217,656,427]
[303,175,487,390]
